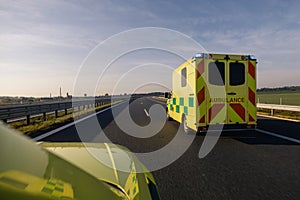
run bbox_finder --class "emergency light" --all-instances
[245,55,256,60]
[194,53,204,58]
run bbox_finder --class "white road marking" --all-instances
[144,109,150,117]
[33,101,126,141]
[256,128,300,144]
[205,128,300,143]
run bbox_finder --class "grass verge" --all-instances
[257,92,300,106]
[258,108,300,121]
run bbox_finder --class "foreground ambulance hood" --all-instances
[40,142,148,198]
[0,123,159,200]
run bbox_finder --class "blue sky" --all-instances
[1,0,300,97]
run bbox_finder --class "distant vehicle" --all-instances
[0,123,160,200]
[166,53,257,133]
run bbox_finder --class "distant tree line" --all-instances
[257,86,300,92]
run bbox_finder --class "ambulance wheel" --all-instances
[166,109,172,121]
[182,115,189,134]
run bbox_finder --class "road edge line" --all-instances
[33,101,127,141]
[256,128,300,144]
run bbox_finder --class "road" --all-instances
[35,97,300,200]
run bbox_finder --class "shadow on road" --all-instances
[214,130,299,145]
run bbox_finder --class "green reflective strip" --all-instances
[170,104,173,111]
[189,97,194,107]
[42,180,65,195]
[42,187,53,194]
[170,97,193,114]
[54,187,64,192]
[47,180,55,186]
[176,105,180,113]
[184,106,188,115]
[179,97,184,106]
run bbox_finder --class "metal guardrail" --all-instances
[0,97,123,125]
[4,98,296,125]
[257,103,300,115]
[257,103,300,112]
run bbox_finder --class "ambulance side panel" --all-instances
[168,59,197,131]
[168,61,185,123]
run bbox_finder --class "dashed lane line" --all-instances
[144,109,150,117]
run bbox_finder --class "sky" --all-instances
[1,0,300,97]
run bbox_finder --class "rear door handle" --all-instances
[227,92,236,95]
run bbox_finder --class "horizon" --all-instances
[0,85,299,98]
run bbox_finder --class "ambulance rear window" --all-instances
[230,62,245,85]
[209,62,225,86]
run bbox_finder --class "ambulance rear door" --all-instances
[226,60,248,124]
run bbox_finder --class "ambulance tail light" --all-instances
[199,127,207,132]
[247,125,255,129]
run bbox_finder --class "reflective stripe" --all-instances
[197,87,205,105]
[248,60,255,79]
[229,104,245,121]
[248,87,256,106]
[199,115,205,123]
[197,59,204,78]
[196,58,206,125]
[247,60,257,124]
[209,104,225,122]
[249,114,255,122]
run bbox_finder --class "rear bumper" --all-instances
[197,124,256,132]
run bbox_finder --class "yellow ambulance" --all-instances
[166,53,257,133]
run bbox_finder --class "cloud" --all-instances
[1,0,300,96]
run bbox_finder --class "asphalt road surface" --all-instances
[36,97,300,200]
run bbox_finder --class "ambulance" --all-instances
[166,53,257,133]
